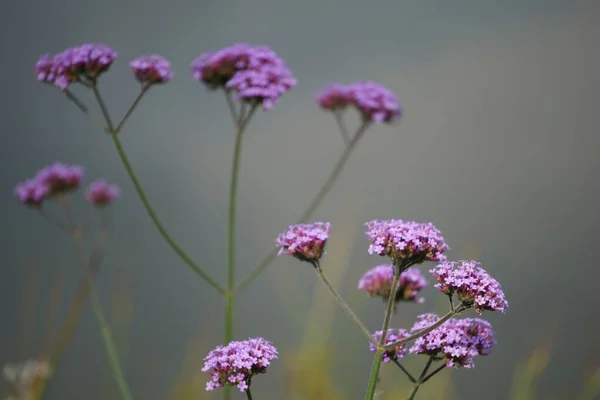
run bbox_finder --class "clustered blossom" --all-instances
[202,337,278,392]
[2,359,52,400]
[14,162,84,206]
[275,222,330,264]
[408,314,497,368]
[130,54,174,85]
[14,162,119,208]
[358,264,428,304]
[35,43,117,90]
[369,328,410,362]
[364,219,449,265]
[430,260,508,314]
[315,81,402,123]
[191,43,297,110]
[85,179,121,206]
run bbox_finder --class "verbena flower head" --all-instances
[364,219,448,266]
[315,82,401,123]
[202,337,278,392]
[275,222,330,264]
[35,44,117,90]
[409,314,497,368]
[2,359,52,398]
[191,43,297,110]
[369,328,410,362]
[430,260,508,314]
[130,54,174,85]
[85,179,120,206]
[13,179,49,207]
[358,264,428,304]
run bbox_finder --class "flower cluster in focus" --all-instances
[14,162,119,208]
[365,219,449,265]
[35,44,118,90]
[202,337,278,392]
[408,314,497,368]
[191,43,297,110]
[430,260,508,314]
[369,329,410,362]
[358,264,428,304]
[316,82,402,123]
[275,222,330,264]
[130,55,174,85]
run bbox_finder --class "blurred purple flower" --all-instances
[369,328,410,362]
[409,314,497,368]
[85,179,120,207]
[430,260,508,314]
[275,222,331,264]
[35,43,117,90]
[191,43,296,110]
[358,264,428,304]
[14,162,84,207]
[130,54,174,85]
[315,81,401,123]
[202,337,278,392]
[13,179,49,207]
[364,219,449,266]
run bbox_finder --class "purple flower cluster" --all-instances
[202,337,278,392]
[430,260,508,314]
[358,265,428,304]
[85,179,121,207]
[35,44,117,90]
[316,82,402,123]
[130,55,174,85]
[191,43,297,110]
[275,222,330,263]
[364,219,449,265]
[369,328,410,362]
[14,162,119,208]
[14,162,84,206]
[408,314,497,368]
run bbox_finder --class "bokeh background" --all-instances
[2,0,599,399]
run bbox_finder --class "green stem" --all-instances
[223,104,258,400]
[76,86,225,295]
[393,359,416,383]
[405,357,440,400]
[364,262,403,400]
[406,384,420,400]
[312,261,377,345]
[234,121,371,294]
[245,388,254,400]
[110,133,226,295]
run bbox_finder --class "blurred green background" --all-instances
[1,0,599,399]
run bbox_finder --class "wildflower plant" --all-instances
[13,40,508,400]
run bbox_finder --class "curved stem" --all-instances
[312,261,378,345]
[364,262,403,400]
[110,133,226,295]
[234,121,371,293]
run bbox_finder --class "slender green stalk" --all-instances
[110,133,225,295]
[245,388,254,400]
[406,384,420,400]
[312,261,378,345]
[234,120,371,293]
[405,357,444,400]
[364,262,403,400]
[223,103,258,400]
[75,87,225,295]
[393,359,416,383]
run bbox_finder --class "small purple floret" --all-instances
[430,260,508,314]
[85,179,120,207]
[358,264,428,304]
[130,55,174,85]
[34,44,117,90]
[14,162,84,207]
[364,219,449,265]
[202,337,278,392]
[368,328,410,362]
[275,222,330,263]
[191,43,296,110]
[315,81,401,123]
[409,314,497,368]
